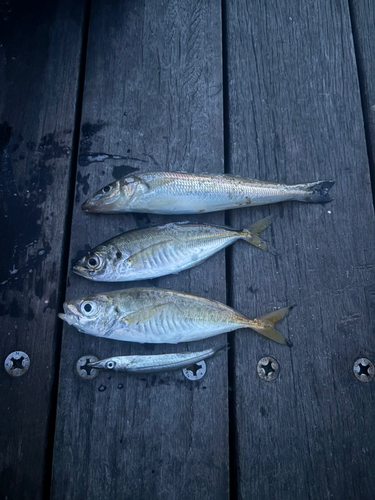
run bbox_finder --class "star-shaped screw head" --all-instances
[4,351,30,377]
[257,356,279,381]
[76,355,100,380]
[353,358,375,382]
[183,360,207,380]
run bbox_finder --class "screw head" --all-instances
[257,356,279,381]
[183,360,207,380]
[4,351,30,377]
[76,355,99,380]
[353,358,374,382]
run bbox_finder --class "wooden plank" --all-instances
[0,1,87,498]
[225,0,375,498]
[51,1,228,499]
[350,0,375,184]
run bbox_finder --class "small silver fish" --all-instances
[81,171,334,214]
[87,346,226,374]
[58,287,293,346]
[73,217,273,282]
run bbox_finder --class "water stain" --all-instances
[27,307,35,321]
[75,171,91,203]
[79,151,147,168]
[112,165,139,180]
[71,245,92,266]
[132,213,152,229]
[37,133,70,162]
[43,289,57,312]
[35,278,45,299]
[78,121,106,166]
[0,122,63,290]
[9,298,22,317]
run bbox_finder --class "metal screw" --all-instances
[76,355,100,380]
[4,351,30,377]
[257,356,279,381]
[183,360,207,380]
[353,358,375,382]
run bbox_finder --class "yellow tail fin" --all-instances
[241,215,274,252]
[249,305,294,346]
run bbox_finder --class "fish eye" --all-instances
[102,185,111,193]
[87,254,101,269]
[81,300,97,316]
[105,360,116,370]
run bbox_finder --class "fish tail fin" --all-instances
[248,305,294,346]
[298,180,334,203]
[241,215,274,252]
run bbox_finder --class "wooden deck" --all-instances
[1,1,375,499]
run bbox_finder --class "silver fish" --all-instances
[87,345,226,374]
[81,171,334,214]
[58,287,293,346]
[73,217,273,282]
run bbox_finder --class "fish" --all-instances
[73,216,274,282]
[81,171,334,214]
[58,287,293,346]
[86,345,227,374]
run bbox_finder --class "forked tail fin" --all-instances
[241,215,274,252]
[248,305,294,346]
[299,180,334,203]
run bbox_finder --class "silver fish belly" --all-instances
[58,287,293,346]
[73,217,273,282]
[87,346,225,374]
[81,171,334,214]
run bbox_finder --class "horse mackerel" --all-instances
[73,217,274,282]
[59,287,293,346]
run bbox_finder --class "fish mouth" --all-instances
[73,264,88,276]
[73,264,103,281]
[81,198,96,213]
[87,360,106,370]
[58,303,83,325]
[58,312,76,326]
[58,312,67,321]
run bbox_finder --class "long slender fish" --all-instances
[81,171,334,214]
[73,216,273,282]
[58,287,293,346]
[87,345,226,374]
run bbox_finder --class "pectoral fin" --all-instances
[121,303,169,326]
[126,241,175,269]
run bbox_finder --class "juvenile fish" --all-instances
[73,217,273,282]
[81,171,334,214]
[58,287,293,346]
[87,345,226,374]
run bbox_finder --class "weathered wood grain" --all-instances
[225,0,375,498]
[350,0,375,191]
[51,1,227,499]
[0,1,87,499]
